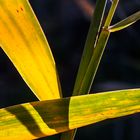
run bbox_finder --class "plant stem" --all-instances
[60,0,120,140]
[60,0,107,139]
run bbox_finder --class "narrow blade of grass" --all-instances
[0,89,140,140]
[72,0,107,96]
[0,0,61,100]
[108,11,140,32]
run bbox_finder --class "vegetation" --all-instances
[0,0,139,139]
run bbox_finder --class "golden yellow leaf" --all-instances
[0,0,61,100]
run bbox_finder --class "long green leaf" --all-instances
[62,0,119,139]
[78,0,120,93]
[72,0,107,96]
[61,0,107,139]
[108,11,140,32]
[0,89,140,140]
[0,0,61,100]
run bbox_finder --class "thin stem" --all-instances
[104,0,119,27]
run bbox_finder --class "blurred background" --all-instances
[0,0,140,140]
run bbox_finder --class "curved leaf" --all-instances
[108,11,140,32]
[0,89,140,139]
[0,0,61,100]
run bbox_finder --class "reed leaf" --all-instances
[0,89,140,140]
[61,0,120,139]
[72,0,107,96]
[0,0,61,100]
[108,11,140,32]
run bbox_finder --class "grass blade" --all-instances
[73,0,107,96]
[0,89,140,139]
[0,0,61,100]
[108,11,140,32]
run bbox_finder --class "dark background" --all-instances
[0,0,140,140]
